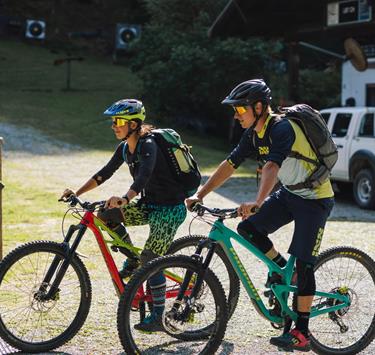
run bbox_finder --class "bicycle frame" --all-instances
[40,207,189,304]
[205,218,351,323]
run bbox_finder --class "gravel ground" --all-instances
[1,123,374,355]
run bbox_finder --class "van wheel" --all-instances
[353,169,375,209]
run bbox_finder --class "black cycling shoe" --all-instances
[119,258,139,279]
[134,314,164,333]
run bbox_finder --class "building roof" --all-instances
[208,0,375,44]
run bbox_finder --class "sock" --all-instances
[296,311,310,337]
[272,253,287,267]
[149,271,166,317]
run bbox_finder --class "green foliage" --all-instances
[298,68,341,109]
[131,0,283,135]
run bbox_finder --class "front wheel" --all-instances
[0,241,92,353]
[117,255,228,354]
[168,235,240,319]
[309,246,375,355]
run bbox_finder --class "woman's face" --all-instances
[112,121,129,140]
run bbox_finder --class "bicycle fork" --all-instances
[37,223,87,301]
[171,239,217,320]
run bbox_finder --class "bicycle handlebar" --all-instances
[192,203,239,219]
[192,203,259,219]
[58,195,106,211]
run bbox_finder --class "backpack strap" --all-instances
[288,151,319,165]
[122,138,144,166]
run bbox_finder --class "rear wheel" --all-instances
[310,247,375,355]
[0,241,92,353]
[117,255,228,354]
[168,234,240,318]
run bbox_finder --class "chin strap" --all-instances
[122,122,141,141]
[250,102,267,130]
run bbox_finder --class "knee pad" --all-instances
[237,221,272,254]
[140,249,160,266]
[296,259,316,296]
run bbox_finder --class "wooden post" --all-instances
[0,137,3,260]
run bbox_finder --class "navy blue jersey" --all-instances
[227,115,334,199]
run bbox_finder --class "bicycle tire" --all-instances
[310,246,375,355]
[117,255,228,355]
[0,241,92,353]
[168,234,240,320]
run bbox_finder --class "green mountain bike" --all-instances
[0,196,238,353]
[117,204,375,355]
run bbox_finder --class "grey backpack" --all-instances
[280,104,338,190]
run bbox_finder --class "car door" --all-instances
[330,112,354,180]
[350,111,375,158]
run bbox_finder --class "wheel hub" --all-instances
[358,177,372,202]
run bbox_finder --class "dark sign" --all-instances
[339,0,359,23]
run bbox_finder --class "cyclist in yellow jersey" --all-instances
[187,79,334,352]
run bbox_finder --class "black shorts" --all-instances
[242,187,334,264]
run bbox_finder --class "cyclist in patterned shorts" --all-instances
[61,99,186,332]
[187,79,334,352]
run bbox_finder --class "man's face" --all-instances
[233,102,263,129]
[233,106,255,129]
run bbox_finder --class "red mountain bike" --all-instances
[0,195,236,353]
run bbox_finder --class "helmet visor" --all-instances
[232,106,247,115]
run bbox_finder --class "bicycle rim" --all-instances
[117,255,228,354]
[0,241,91,352]
[310,247,375,355]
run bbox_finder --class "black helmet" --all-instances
[222,79,272,106]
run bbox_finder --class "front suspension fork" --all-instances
[172,239,217,317]
[38,223,87,300]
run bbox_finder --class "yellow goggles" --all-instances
[111,116,129,127]
[232,106,247,115]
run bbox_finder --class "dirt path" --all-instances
[1,123,374,354]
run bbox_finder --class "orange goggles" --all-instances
[232,106,247,115]
[111,116,129,127]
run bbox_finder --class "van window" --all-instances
[332,113,352,137]
[321,113,330,124]
[359,113,374,137]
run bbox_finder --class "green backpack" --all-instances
[123,128,201,197]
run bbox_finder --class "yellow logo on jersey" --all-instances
[258,146,269,155]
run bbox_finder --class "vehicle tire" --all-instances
[0,241,92,353]
[167,234,240,319]
[117,255,228,355]
[309,247,375,355]
[353,169,375,209]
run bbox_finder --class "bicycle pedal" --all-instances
[264,289,273,298]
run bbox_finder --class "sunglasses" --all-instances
[232,106,247,115]
[111,116,129,127]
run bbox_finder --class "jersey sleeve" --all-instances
[92,143,124,185]
[226,128,256,168]
[129,137,158,193]
[267,120,295,167]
